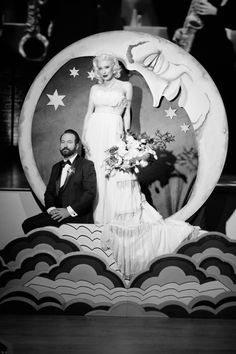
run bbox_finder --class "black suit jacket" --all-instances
[44,155,97,223]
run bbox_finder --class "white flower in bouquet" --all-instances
[116,140,127,156]
[115,155,123,167]
[139,160,149,168]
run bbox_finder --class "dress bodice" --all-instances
[93,86,128,115]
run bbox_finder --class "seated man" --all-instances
[22,129,97,234]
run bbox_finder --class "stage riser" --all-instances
[0,224,236,318]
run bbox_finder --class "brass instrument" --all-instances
[172,0,204,52]
[18,0,49,61]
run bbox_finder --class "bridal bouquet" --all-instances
[104,130,175,178]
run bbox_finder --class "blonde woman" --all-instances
[82,53,132,224]
[82,53,201,279]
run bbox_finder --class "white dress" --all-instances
[84,85,200,279]
[84,85,126,223]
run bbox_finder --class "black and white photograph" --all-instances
[0,1,236,353]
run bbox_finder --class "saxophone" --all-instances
[18,0,49,61]
[172,0,204,52]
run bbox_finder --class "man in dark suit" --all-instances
[22,129,97,234]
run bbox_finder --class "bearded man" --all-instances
[22,129,97,234]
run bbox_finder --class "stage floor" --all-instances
[1,315,236,353]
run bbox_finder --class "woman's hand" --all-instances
[82,140,90,157]
[84,145,90,157]
[81,131,90,156]
[194,0,217,16]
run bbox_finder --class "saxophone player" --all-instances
[166,0,236,174]
[172,0,219,52]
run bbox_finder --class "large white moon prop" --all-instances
[18,30,227,221]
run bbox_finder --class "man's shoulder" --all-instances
[52,160,62,167]
[80,157,94,167]
[51,160,61,169]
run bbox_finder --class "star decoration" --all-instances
[87,70,96,81]
[165,107,177,119]
[69,67,79,78]
[47,90,66,111]
[180,123,190,133]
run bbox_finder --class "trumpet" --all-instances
[172,0,204,52]
[18,0,49,61]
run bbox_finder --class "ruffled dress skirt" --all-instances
[101,171,200,279]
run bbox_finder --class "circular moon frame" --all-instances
[18,30,228,222]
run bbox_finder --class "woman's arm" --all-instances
[82,85,96,142]
[123,81,133,132]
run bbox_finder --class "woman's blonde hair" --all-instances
[92,53,122,84]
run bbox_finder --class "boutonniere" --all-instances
[67,166,76,176]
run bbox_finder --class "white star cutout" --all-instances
[47,90,66,111]
[165,107,177,119]
[87,70,96,80]
[180,123,190,133]
[69,67,79,78]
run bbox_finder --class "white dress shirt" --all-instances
[60,154,77,187]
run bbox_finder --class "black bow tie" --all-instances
[62,160,72,168]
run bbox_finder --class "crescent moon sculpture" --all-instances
[18,30,227,221]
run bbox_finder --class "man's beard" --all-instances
[60,146,77,158]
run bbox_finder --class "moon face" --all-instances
[18,30,227,221]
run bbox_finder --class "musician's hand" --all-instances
[172,28,188,46]
[50,208,70,222]
[194,0,217,16]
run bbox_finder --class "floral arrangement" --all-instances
[104,130,175,178]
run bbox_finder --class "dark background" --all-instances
[0,0,235,190]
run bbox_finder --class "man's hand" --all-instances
[50,208,70,222]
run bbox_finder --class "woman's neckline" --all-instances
[100,78,116,90]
